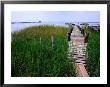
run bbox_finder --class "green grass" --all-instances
[11,25,76,77]
[84,28,100,77]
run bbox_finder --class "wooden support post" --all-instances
[51,36,54,48]
[40,37,41,45]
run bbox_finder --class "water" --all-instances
[11,22,100,32]
[11,22,68,32]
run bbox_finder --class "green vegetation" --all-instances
[11,25,76,77]
[84,28,100,77]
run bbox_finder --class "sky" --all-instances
[11,11,100,22]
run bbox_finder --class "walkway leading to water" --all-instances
[68,25,89,77]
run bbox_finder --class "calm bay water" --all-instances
[11,22,100,32]
[11,22,69,32]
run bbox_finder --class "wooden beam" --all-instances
[75,63,89,77]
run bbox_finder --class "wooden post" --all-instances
[84,33,89,43]
[51,36,54,48]
[40,37,41,45]
[39,37,42,61]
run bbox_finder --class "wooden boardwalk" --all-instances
[68,25,89,77]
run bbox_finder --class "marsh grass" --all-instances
[84,28,100,77]
[11,25,76,77]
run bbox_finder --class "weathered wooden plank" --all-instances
[76,64,89,77]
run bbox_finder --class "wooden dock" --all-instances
[68,25,89,77]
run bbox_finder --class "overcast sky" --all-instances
[11,11,100,22]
